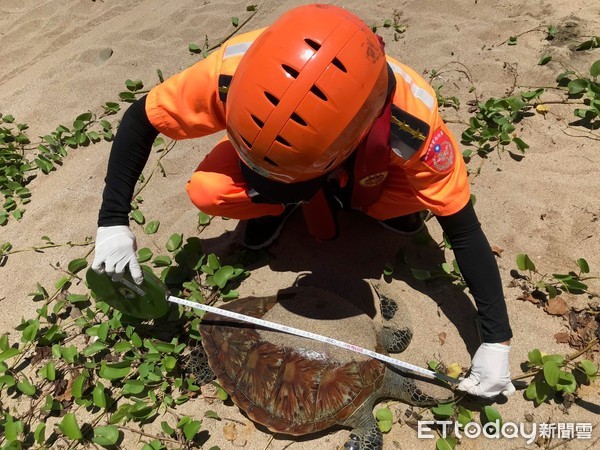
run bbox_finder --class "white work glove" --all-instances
[457,342,516,398]
[91,226,143,284]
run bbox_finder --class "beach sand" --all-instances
[1,0,599,448]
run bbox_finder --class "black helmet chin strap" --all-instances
[240,160,325,205]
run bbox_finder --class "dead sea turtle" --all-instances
[188,286,453,450]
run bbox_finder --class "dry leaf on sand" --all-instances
[545,297,568,316]
[223,422,238,442]
[438,332,447,345]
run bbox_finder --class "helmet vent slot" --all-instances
[251,115,264,128]
[310,85,328,101]
[263,156,279,166]
[275,135,291,147]
[240,135,252,149]
[282,64,300,79]
[264,91,280,106]
[290,113,307,126]
[304,38,321,51]
[331,57,347,73]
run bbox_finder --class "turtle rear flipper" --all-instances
[183,346,215,385]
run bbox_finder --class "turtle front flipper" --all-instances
[343,425,383,450]
[380,326,413,353]
[379,292,399,321]
[183,345,215,385]
[376,288,413,353]
[343,416,383,450]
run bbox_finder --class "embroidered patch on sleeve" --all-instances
[422,127,455,172]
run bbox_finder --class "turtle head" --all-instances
[382,366,455,406]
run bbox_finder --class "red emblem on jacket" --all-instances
[423,128,454,172]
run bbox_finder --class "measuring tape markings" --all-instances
[166,295,460,385]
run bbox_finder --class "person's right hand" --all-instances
[91,226,143,284]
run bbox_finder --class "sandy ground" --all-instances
[1,0,599,449]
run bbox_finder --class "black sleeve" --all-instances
[436,201,513,343]
[97,95,159,226]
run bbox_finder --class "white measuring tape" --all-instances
[166,295,460,385]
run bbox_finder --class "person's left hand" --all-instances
[457,342,516,398]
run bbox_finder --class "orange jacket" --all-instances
[146,29,470,217]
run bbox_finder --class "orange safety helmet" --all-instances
[226,3,390,183]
